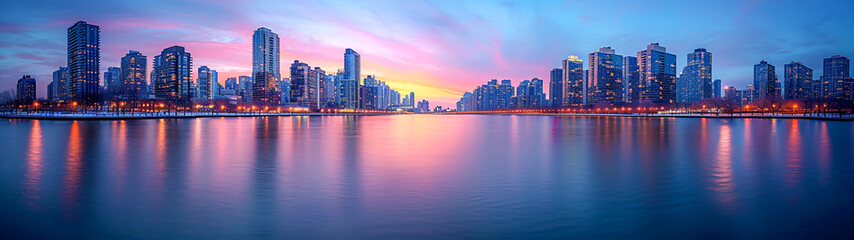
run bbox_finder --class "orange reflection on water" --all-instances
[63,121,83,210]
[818,122,830,182]
[24,120,43,206]
[116,120,128,183]
[784,120,803,189]
[711,124,736,211]
[156,119,167,186]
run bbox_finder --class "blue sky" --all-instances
[1,0,852,106]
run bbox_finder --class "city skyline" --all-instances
[1,0,854,107]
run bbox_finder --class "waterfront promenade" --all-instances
[0,111,402,120]
[2,111,852,121]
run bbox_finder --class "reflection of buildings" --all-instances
[63,121,83,211]
[711,124,736,208]
[25,121,43,203]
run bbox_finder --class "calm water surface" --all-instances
[1,115,853,239]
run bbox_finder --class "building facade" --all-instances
[197,66,214,100]
[120,50,146,99]
[252,27,280,81]
[820,55,851,101]
[562,55,584,106]
[783,61,813,100]
[52,67,69,100]
[753,60,780,101]
[637,43,677,105]
[588,47,623,105]
[153,46,193,104]
[343,48,361,109]
[622,56,639,103]
[678,48,712,104]
[17,75,36,103]
[549,68,563,108]
[67,21,101,104]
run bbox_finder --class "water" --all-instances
[1,115,852,239]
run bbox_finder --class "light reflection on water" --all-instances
[0,115,852,239]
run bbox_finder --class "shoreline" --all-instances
[1,112,852,121]
[451,112,854,121]
[0,112,402,120]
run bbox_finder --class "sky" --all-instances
[1,0,853,107]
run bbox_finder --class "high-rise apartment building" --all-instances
[67,21,100,104]
[17,75,36,103]
[549,68,563,108]
[562,55,584,106]
[820,55,850,101]
[753,60,780,100]
[153,45,193,104]
[637,43,677,105]
[343,48,361,109]
[783,61,813,100]
[120,50,146,99]
[678,48,712,104]
[588,47,623,105]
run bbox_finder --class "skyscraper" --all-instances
[343,48,361,109]
[252,27,280,81]
[17,75,36,103]
[549,68,563,108]
[820,55,850,101]
[212,70,219,97]
[153,46,193,104]
[52,67,69,100]
[409,92,415,108]
[323,74,337,108]
[783,61,813,100]
[637,43,677,105]
[67,21,100,104]
[622,56,639,103]
[252,27,281,106]
[289,60,311,107]
[120,50,146,99]
[678,48,712,104]
[197,66,214,100]
[308,67,325,109]
[562,55,584,106]
[588,47,623,105]
[753,60,780,100]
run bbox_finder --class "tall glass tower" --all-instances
[549,68,563,107]
[252,27,280,81]
[588,47,623,105]
[821,55,850,101]
[680,48,712,103]
[154,46,193,104]
[343,48,361,109]
[67,21,100,104]
[783,61,813,100]
[637,43,677,105]
[562,55,584,106]
[753,60,779,100]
